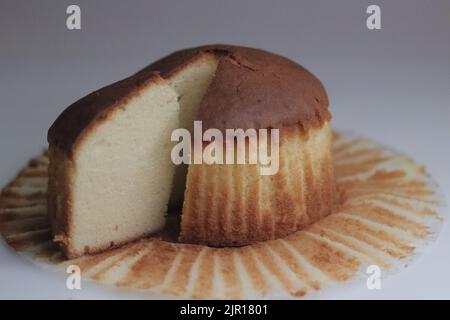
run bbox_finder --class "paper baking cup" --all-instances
[0,132,445,299]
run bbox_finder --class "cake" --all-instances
[48,45,334,258]
[47,72,180,258]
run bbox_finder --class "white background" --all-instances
[0,0,449,299]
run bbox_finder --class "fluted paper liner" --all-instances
[0,132,445,299]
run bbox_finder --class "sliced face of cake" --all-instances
[47,73,180,258]
[163,53,219,209]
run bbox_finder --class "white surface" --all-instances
[0,0,449,299]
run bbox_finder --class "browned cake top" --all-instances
[48,45,330,154]
[141,44,330,132]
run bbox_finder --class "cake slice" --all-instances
[47,72,179,258]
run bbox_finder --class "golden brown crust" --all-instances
[49,44,329,155]
[140,44,330,132]
[179,122,335,246]
[197,46,330,132]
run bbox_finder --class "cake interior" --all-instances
[166,54,219,209]
[66,55,220,254]
[68,81,180,254]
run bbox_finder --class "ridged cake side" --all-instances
[180,122,335,246]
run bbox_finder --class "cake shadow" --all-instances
[156,211,182,243]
